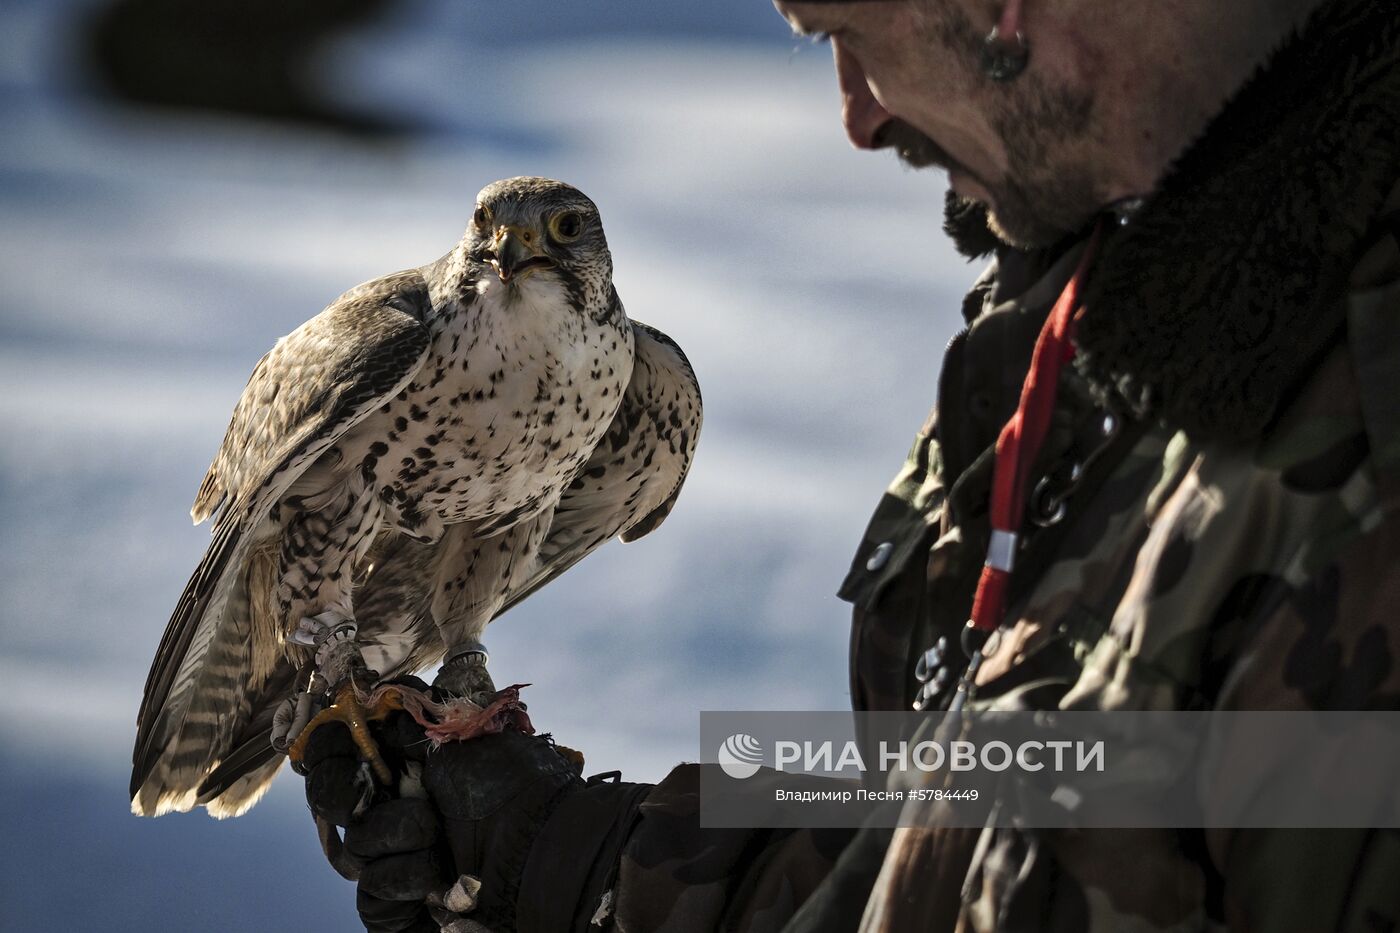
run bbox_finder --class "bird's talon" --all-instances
[286,681,394,784]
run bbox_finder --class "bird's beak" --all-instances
[490,224,551,284]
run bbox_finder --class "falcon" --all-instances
[130,177,702,818]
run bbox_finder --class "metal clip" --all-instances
[947,650,984,714]
[948,624,1000,713]
[1029,476,1069,526]
[914,636,949,682]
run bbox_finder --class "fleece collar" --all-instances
[1069,0,1400,442]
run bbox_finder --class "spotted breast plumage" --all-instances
[131,177,702,817]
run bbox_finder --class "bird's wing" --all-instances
[190,271,432,524]
[131,270,434,814]
[498,319,702,615]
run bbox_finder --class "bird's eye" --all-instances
[549,211,583,243]
[473,205,491,227]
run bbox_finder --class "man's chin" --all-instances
[943,170,1076,251]
[984,208,1047,251]
[948,168,994,205]
[985,206,1089,251]
[944,190,1071,253]
[882,120,1089,251]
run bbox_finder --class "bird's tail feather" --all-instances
[200,755,283,819]
[131,538,287,816]
[130,575,252,815]
[133,531,442,817]
[194,661,298,812]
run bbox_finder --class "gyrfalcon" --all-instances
[130,177,702,817]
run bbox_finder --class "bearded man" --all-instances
[301,1,1400,930]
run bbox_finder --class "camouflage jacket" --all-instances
[588,3,1400,932]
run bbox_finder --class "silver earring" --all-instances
[980,1,1029,82]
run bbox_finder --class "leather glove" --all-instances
[302,681,650,933]
[300,680,452,933]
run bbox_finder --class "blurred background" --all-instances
[0,0,971,929]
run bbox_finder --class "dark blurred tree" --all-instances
[83,0,411,137]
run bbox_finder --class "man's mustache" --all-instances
[874,118,966,176]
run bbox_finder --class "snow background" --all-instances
[0,1,972,928]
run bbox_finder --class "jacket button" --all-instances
[866,541,894,571]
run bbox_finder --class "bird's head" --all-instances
[464,177,611,290]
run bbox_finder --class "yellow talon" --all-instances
[287,683,407,784]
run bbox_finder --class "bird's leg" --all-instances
[427,518,551,708]
[271,662,320,753]
[433,641,498,708]
[280,610,393,784]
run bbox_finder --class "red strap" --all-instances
[968,225,1104,634]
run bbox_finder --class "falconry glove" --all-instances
[303,688,651,933]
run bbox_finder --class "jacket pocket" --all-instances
[838,432,946,611]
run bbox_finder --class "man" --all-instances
[302,0,1400,929]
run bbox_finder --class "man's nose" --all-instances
[834,41,890,149]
